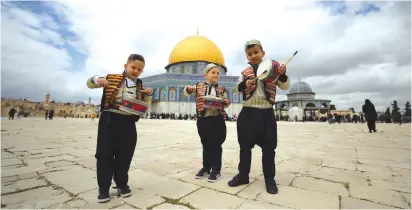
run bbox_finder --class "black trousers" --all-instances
[367,120,376,131]
[237,107,277,182]
[197,115,227,173]
[95,111,137,191]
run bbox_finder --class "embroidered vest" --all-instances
[195,82,227,117]
[100,73,145,111]
[241,67,278,105]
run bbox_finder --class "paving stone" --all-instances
[349,182,409,208]
[43,167,97,195]
[370,179,411,193]
[291,176,349,196]
[181,188,245,209]
[1,158,23,167]
[1,186,73,208]
[49,198,88,208]
[122,189,165,208]
[340,196,394,209]
[237,180,265,199]
[137,162,193,176]
[44,160,76,167]
[1,177,48,195]
[256,185,339,209]
[153,203,190,209]
[255,171,296,186]
[1,165,46,177]
[112,204,137,209]
[128,169,201,199]
[179,173,248,195]
[322,159,356,170]
[238,199,292,209]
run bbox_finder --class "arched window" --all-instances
[169,87,176,101]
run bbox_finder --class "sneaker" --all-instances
[208,172,221,183]
[265,181,278,194]
[228,174,249,187]
[97,190,110,203]
[195,168,210,179]
[117,186,132,198]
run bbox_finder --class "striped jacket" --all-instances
[194,82,230,117]
[237,62,289,106]
[86,73,147,112]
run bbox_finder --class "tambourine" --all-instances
[254,51,298,83]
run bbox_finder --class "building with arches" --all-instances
[141,33,243,117]
[274,80,332,121]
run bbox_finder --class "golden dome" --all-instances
[167,35,226,68]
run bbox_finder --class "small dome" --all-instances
[288,81,313,94]
[167,35,225,68]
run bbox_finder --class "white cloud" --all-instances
[1,0,410,112]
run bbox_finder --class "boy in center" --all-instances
[228,40,290,194]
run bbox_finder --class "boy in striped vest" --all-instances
[86,54,152,203]
[184,63,231,182]
[228,40,290,194]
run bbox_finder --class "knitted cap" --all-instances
[245,39,262,50]
[204,63,218,73]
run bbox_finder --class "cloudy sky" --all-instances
[1,0,411,112]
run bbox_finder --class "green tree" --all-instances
[385,107,391,116]
[391,100,400,117]
[404,101,411,117]
[330,104,336,110]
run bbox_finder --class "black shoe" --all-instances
[369,130,372,133]
[228,174,249,187]
[97,190,110,203]
[195,168,210,179]
[265,181,278,194]
[373,130,377,132]
[208,171,221,183]
[117,186,132,198]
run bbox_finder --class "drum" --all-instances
[202,95,224,109]
[119,97,149,116]
[255,59,281,83]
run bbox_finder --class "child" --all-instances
[227,40,290,194]
[183,63,231,182]
[86,54,152,203]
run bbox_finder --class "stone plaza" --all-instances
[1,118,411,209]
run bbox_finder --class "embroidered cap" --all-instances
[244,39,263,50]
[204,63,218,74]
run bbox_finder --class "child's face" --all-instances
[205,68,220,83]
[246,45,265,65]
[124,60,144,80]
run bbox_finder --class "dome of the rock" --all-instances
[167,35,225,68]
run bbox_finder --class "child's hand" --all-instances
[246,79,255,88]
[97,78,109,87]
[278,64,287,75]
[223,98,230,105]
[144,88,152,95]
[187,85,196,93]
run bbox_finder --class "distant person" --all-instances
[8,108,17,120]
[45,110,49,119]
[362,99,377,133]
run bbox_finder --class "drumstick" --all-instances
[284,50,298,66]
